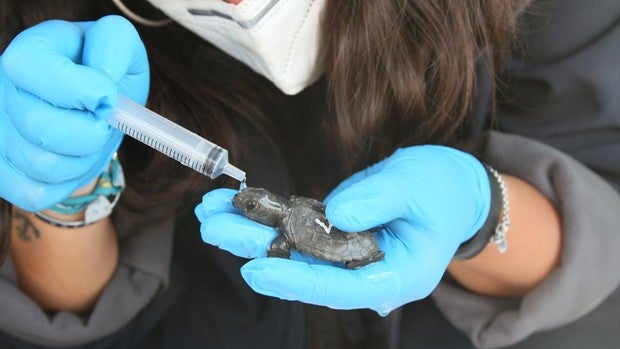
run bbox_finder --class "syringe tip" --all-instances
[222,163,246,182]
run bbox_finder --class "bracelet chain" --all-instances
[486,166,510,253]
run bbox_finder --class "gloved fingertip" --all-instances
[83,15,146,82]
[241,261,284,297]
[373,308,392,317]
[194,204,207,222]
[325,199,376,232]
[199,224,220,247]
[240,259,268,274]
[193,199,226,223]
[94,15,136,36]
[93,93,115,119]
[200,188,237,206]
[196,187,236,217]
[324,207,357,231]
[241,259,309,301]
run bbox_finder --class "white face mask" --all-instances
[146,0,326,95]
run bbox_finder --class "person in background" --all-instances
[1,0,619,348]
[194,0,620,348]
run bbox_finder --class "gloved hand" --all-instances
[196,145,491,315]
[0,15,149,211]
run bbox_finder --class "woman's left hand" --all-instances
[196,145,492,315]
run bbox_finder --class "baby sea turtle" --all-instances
[232,187,384,269]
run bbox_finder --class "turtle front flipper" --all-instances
[267,235,292,259]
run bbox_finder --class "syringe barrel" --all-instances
[107,95,244,180]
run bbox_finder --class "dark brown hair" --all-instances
[0,0,288,261]
[0,0,531,260]
[322,0,530,171]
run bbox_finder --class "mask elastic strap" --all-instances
[111,0,173,27]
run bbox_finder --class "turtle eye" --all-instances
[245,201,257,211]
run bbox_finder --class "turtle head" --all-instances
[232,187,288,226]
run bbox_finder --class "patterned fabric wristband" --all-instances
[453,165,510,260]
[34,154,125,229]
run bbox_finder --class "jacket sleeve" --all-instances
[432,0,620,347]
[0,207,174,347]
[433,131,620,348]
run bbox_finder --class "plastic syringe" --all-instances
[107,95,246,182]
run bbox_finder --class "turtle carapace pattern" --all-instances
[232,187,384,269]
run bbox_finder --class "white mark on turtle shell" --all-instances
[314,218,332,234]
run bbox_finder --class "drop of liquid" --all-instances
[239,178,247,191]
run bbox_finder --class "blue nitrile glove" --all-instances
[0,15,148,211]
[195,145,491,315]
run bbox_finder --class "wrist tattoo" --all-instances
[12,210,41,242]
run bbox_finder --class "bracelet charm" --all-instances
[33,154,125,229]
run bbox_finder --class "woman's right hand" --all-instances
[0,15,149,211]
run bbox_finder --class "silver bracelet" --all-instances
[453,165,510,259]
[486,166,510,253]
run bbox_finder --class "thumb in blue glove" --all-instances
[0,15,149,211]
[235,145,491,315]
